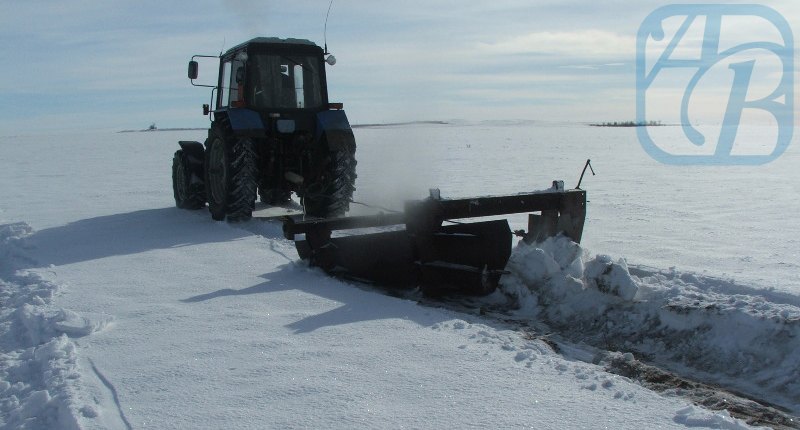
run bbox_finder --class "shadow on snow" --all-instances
[21,207,284,268]
[181,263,450,334]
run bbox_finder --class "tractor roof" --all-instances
[225,37,320,55]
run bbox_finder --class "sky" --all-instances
[0,0,798,134]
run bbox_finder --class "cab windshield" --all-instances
[247,53,324,110]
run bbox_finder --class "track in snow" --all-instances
[421,295,799,430]
[238,215,800,429]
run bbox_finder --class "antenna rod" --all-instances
[324,0,334,54]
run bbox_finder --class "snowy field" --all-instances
[1,122,798,429]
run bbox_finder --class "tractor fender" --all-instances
[316,110,355,152]
[177,140,206,187]
[178,141,205,164]
[224,108,267,137]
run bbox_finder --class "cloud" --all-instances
[1,0,795,133]
[477,30,635,59]
[559,63,628,70]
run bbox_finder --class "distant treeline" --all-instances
[120,120,450,133]
[118,128,207,133]
[589,120,664,127]
[351,120,449,128]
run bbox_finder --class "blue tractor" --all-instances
[172,37,356,221]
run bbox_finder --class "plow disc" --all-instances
[283,182,586,295]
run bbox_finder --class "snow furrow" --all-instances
[0,222,111,429]
[499,235,800,415]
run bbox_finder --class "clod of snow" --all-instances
[673,405,766,429]
[584,255,638,300]
[503,236,639,320]
[79,405,98,418]
[0,222,34,275]
[15,390,51,421]
[0,222,33,243]
[17,303,112,346]
[53,309,113,338]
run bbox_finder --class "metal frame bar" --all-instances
[283,188,586,241]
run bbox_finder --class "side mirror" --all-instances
[325,55,337,66]
[188,61,199,80]
[203,104,210,115]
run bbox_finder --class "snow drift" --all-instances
[0,223,111,429]
[500,235,800,413]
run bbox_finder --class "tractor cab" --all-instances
[189,38,335,115]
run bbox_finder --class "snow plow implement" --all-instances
[282,182,586,295]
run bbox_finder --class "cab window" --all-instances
[219,61,231,107]
[248,54,323,110]
[219,59,245,108]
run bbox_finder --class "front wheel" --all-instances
[172,150,205,210]
[205,134,258,221]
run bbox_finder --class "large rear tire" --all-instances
[301,144,357,218]
[172,150,205,210]
[204,132,258,222]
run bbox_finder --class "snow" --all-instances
[0,123,796,429]
[500,235,800,411]
[0,224,95,430]
[674,405,757,430]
